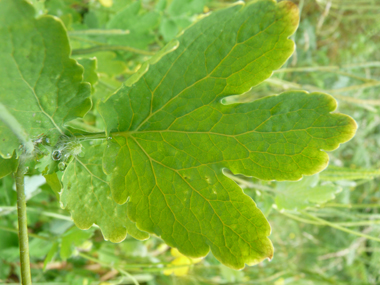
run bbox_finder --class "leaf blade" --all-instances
[0,0,91,156]
[94,0,356,269]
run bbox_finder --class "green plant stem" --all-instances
[300,211,380,242]
[276,62,380,71]
[322,203,380,209]
[68,29,130,35]
[278,210,380,227]
[78,252,139,285]
[328,81,380,93]
[278,210,322,225]
[0,206,72,221]
[66,120,103,133]
[276,67,374,83]
[79,252,201,273]
[72,45,155,56]
[68,35,107,46]
[266,78,380,106]
[74,132,108,140]
[337,220,380,227]
[15,161,32,285]
[0,225,49,240]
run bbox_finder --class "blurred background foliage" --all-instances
[1,0,380,284]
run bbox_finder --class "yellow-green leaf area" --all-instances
[96,0,356,270]
[61,140,149,243]
[0,0,91,157]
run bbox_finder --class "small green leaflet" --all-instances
[275,174,342,210]
[0,0,91,157]
[94,0,356,269]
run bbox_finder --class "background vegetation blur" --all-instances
[1,0,380,284]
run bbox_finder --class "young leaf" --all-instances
[61,140,149,242]
[0,0,91,157]
[93,0,357,270]
[275,174,342,210]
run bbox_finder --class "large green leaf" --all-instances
[0,0,91,157]
[93,1,356,268]
[61,140,149,243]
[94,0,357,269]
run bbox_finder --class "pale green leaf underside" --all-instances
[0,0,91,157]
[61,140,149,243]
[275,174,342,210]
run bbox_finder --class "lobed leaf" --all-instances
[95,0,295,269]
[0,0,91,157]
[93,0,357,269]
